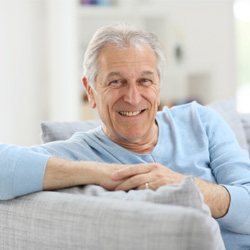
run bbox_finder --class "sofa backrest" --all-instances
[41,100,250,156]
[240,113,250,154]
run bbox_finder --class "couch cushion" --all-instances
[59,176,210,214]
[41,120,100,143]
[0,176,225,250]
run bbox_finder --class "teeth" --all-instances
[119,110,141,117]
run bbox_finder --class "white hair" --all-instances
[83,24,166,89]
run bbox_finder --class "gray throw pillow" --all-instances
[59,176,210,215]
[41,120,101,143]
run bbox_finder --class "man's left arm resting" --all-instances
[194,177,230,219]
[112,163,230,218]
[112,162,250,234]
[193,177,250,234]
[216,183,250,234]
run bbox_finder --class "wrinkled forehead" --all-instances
[97,44,158,72]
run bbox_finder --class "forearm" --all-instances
[43,158,95,190]
[217,184,250,234]
[197,179,250,234]
[43,157,124,191]
[195,177,230,218]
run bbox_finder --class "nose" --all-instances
[123,83,142,105]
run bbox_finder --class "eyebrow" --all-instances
[140,71,155,77]
[106,72,123,79]
[106,70,155,79]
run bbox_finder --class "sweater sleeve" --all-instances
[0,132,103,200]
[197,104,250,234]
[0,144,50,200]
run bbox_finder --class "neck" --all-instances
[106,121,159,154]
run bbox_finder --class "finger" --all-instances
[137,181,155,190]
[115,173,149,191]
[112,164,152,181]
[137,178,171,191]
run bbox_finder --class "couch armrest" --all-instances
[0,191,225,250]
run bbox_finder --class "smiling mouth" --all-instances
[118,109,146,117]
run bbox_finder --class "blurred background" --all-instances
[0,0,249,145]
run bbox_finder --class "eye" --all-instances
[108,79,124,87]
[139,78,153,86]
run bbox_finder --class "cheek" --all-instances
[157,94,160,106]
[149,87,160,106]
[154,86,161,106]
[97,93,116,117]
[104,90,121,107]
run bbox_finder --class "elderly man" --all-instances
[0,24,249,249]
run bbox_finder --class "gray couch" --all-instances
[0,100,249,250]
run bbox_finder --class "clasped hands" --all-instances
[99,163,185,191]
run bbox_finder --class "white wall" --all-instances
[0,0,237,145]
[76,0,237,106]
[0,0,46,145]
[176,1,237,103]
[149,0,237,104]
[45,0,81,122]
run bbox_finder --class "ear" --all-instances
[82,77,96,109]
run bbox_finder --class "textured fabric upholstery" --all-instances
[41,120,100,143]
[0,177,225,250]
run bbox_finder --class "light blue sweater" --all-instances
[0,102,249,249]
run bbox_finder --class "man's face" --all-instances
[85,44,160,145]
